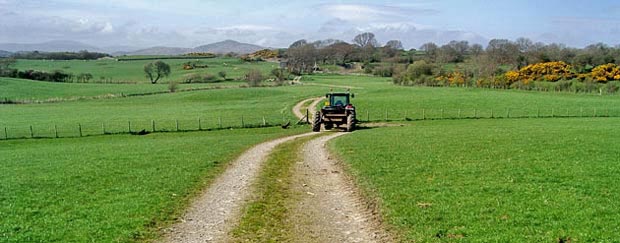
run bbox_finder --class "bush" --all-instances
[372,66,394,77]
[605,81,620,94]
[245,69,264,87]
[168,81,178,93]
[183,73,219,83]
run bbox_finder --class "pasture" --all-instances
[332,118,620,242]
[3,56,620,242]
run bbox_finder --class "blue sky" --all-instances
[0,0,618,49]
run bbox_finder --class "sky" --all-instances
[0,0,619,49]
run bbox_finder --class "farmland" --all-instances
[2,56,620,242]
[331,118,620,242]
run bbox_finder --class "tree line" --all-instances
[10,50,110,60]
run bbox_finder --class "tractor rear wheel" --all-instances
[346,114,355,132]
[312,111,321,132]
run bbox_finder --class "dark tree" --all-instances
[353,32,379,48]
[144,61,171,84]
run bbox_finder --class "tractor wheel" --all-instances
[312,111,321,132]
[346,114,355,132]
[324,123,333,130]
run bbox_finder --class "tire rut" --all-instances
[290,133,391,242]
[160,132,315,243]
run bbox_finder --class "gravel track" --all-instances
[160,133,315,243]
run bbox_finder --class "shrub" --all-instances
[591,63,620,82]
[605,81,620,94]
[218,71,227,79]
[245,69,264,87]
[168,81,178,93]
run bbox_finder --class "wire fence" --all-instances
[1,113,293,140]
[357,107,620,122]
[2,107,619,140]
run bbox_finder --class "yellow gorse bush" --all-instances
[512,61,576,82]
[591,63,620,82]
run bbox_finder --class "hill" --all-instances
[0,40,102,52]
[119,46,194,56]
[0,50,11,57]
[194,40,265,54]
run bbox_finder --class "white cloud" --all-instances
[320,3,438,22]
[215,25,278,32]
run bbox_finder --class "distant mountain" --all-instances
[120,46,194,56]
[194,40,265,54]
[0,40,103,52]
[0,50,11,57]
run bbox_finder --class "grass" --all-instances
[231,134,320,242]
[12,57,277,84]
[331,118,620,242]
[0,126,306,243]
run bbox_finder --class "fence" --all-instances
[356,107,620,122]
[1,113,292,140]
[2,107,619,140]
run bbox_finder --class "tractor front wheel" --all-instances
[312,111,321,132]
[346,114,355,132]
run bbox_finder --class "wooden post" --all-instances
[366,110,369,121]
[128,121,131,133]
[241,116,245,128]
[474,109,478,118]
[551,108,554,117]
[422,109,426,120]
[78,124,82,137]
[152,120,156,132]
[54,125,58,138]
[262,116,266,127]
[4,127,7,140]
[594,108,597,117]
[491,109,494,118]
[566,108,569,117]
[441,109,444,119]
[176,120,179,131]
[537,107,540,118]
[30,125,34,138]
[580,107,583,117]
[198,118,202,130]
[507,108,510,118]
[218,116,222,129]
[385,109,388,121]
[102,123,106,134]
[458,109,461,118]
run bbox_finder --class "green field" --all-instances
[332,118,620,242]
[11,58,277,84]
[0,127,305,243]
[4,57,620,242]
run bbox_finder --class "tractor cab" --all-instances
[313,91,357,132]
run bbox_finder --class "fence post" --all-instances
[537,107,540,118]
[404,110,408,121]
[262,116,266,127]
[384,109,388,121]
[551,108,554,117]
[606,108,610,117]
[366,110,369,121]
[54,125,58,138]
[507,108,510,118]
[566,108,569,117]
[474,109,478,118]
[102,123,106,134]
[580,107,583,117]
[198,118,202,130]
[152,120,156,132]
[491,109,494,118]
[175,120,179,131]
[128,121,131,133]
[78,124,82,137]
[4,127,8,140]
[458,109,461,118]
[241,116,245,128]
[441,109,444,119]
[422,109,426,120]
[218,116,222,129]
[30,125,34,138]
[594,108,597,117]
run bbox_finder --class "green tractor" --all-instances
[312,91,357,132]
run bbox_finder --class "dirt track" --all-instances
[160,133,315,243]
[160,98,389,242]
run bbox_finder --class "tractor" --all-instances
[312,91,356,132]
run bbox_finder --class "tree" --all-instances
[0,58,16,70]
[246,69,264,87]
[420,42,439,62]
[385,40,404,50]
[353,32,379,48]
[486,39,519,66]
[144,61,171,84]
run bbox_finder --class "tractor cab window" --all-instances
[331,95,349,106]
